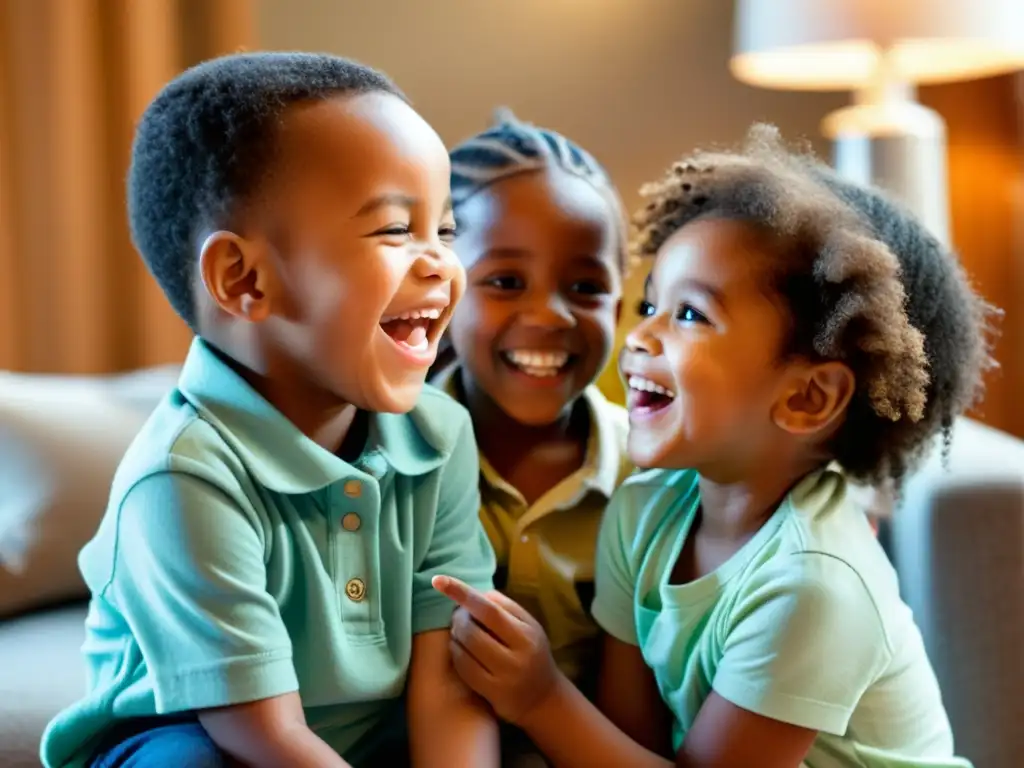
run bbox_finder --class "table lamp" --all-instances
[730,0,1024,244]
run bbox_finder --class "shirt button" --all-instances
[343,479,362,498]
[345,578,366,602]
[341,512,361,532]
[520,534,530,544]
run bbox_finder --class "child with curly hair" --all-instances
[434,125,993,768]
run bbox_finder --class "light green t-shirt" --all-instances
[40,338,496,767]
[592,465,970,768]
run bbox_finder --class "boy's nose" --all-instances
[520,293,575,329]
[413,247,460,282]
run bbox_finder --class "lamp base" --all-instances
[822,101,951,246]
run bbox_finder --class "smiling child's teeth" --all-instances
[503,349,570,379]
[506,350,569,369]
[380,307,442,324]
[628,375,675,398]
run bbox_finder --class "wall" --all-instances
[257,0,847,402]
[921,74,1024,438]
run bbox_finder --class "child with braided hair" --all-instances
[434,125,993,768]
[429,109,633,762]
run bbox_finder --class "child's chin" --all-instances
[626,440,661,469]
[360,379,427,414]
[627,435,681,470]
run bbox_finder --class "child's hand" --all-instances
[432,575,560,726]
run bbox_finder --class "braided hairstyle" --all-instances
[432,108,628,374]
[449,108,626,257]
[633,124,997,485]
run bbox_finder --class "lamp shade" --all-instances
[731,0,1024,91]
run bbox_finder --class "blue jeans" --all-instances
[88,714,409,768]
[89,720,224,768]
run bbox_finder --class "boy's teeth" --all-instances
[380,307,442,324]
[505,350,570,369]
[627,375,675,398]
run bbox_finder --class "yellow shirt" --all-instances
[433,364,632,683]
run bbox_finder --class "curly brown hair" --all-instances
[632,124,997,484]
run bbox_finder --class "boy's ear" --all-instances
[771,361,855,436]
[198,231,275,323]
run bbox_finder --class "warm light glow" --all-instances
[732,0,1024,91]
[731,38,1024,91]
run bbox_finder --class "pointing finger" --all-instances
[433,575,521,644]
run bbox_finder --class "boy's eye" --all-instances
[636,300,655,317]
[676,304,710,324]
[571,280,608,297]
[374,225,410,237]
[484,275,524,291]
[438,225,457,242]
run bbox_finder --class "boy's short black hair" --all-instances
[127,52,405,331]
[633,125,997,484]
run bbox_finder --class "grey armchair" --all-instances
[888,418,1024,768]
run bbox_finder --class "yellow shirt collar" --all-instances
[431,362,625,501]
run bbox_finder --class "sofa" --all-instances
[1,367,1022,767]
[0,366,182,767]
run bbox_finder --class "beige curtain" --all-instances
[0,0,255,374]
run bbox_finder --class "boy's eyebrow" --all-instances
[354,193,417,217]
[481,246,529,259]
[353,194,454,218]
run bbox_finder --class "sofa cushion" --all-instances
[888,418,1024,768]
[0,603,88,767]
[0,367,179,619]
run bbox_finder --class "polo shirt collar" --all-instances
[432,362,622,501]
[177,338,445,494]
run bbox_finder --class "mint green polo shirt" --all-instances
[593,466,971,768]
[41,338,496,768]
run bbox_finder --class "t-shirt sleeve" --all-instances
[592,486,639,645]
[712,554,891,735]
[411,413,496,634]
[104,472,297,714]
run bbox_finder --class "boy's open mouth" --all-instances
[627,375,676,413]
[379,308,444,354]
[501,349,574,379]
